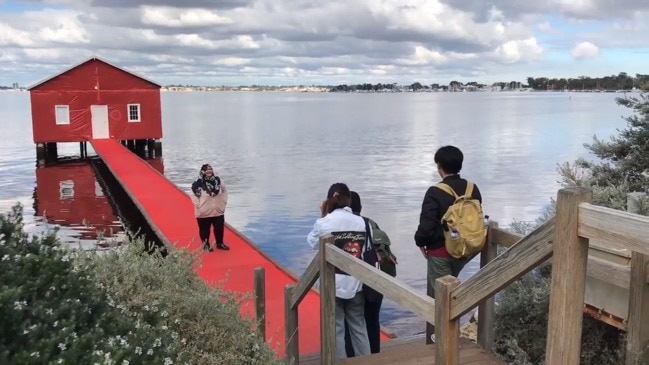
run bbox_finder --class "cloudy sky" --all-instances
[0,0,647,86]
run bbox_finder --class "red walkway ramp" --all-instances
[91,139,323,357]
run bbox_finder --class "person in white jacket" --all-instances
[190,164,230,252]
[307,183,370,359]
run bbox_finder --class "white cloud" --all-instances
[494,38,544,63]
[0,0,646,85]
[0,23,34,47]
[141,6,233,28]
[571,41,600,59]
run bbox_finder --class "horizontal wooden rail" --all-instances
[489,226,522,248]
[324,244,436,324]
[579,203,649,255]
[450,217,555,320]
[588,255,631,289]
[290,251,321,309]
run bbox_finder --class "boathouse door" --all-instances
[91,105,109,139]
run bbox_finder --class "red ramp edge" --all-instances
[90,139,393,358]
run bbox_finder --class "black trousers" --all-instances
[344,295,383,356]
[196,215,225,246]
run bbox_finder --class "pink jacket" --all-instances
[190,182,228,218]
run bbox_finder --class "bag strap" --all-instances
[436,183,458,199]
[363,217,374,253]
[464,181,474,197]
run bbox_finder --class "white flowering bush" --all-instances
[0,204,185,364]
[84,234,278,365]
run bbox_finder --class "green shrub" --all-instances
[493,205,625,364]
[84,236,278,365]
[0,204,182,364]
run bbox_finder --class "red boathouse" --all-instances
[28,57,163,161]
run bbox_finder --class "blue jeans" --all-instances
[335,292,370,359]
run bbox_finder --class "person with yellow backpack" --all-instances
[414,146,487,328]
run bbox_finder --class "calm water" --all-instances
[0,90,631,335]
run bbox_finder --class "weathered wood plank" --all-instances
[588,255,630,289]
[284,284,299,364]
[545,187,592,365]
[298,338,506,365]
[489,226,521,248]
[253,267,266,340]
[625,252,649,365]
[325,244,436,324]
[477,222,498,352]
[320,235,337,364]
[450,217,555,319]
[578,203,649,255]
[290,250,320,309]
[436,276,461,365]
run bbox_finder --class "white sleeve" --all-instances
[306,219,323,250]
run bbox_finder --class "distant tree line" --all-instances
[329,72,649,92]
[527,73,648,91]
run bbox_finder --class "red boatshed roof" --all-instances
[28,56,162,90]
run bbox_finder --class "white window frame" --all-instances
[127,104,141,123]
[55,105,70,125]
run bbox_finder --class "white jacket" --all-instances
[307,207,366,299]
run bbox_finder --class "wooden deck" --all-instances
[299,337,505,364]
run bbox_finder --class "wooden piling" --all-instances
[545,187,592,364]
[253,267,266,340]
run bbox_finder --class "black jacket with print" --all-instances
[414,175,483,250]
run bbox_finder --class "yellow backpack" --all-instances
[436,182,487,259]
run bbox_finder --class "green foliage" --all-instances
[492,92,649,365]
[82,237,278,365]
[0,204,182,365]
[1,204,276,365]
[561,93,649,202]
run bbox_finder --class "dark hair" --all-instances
[434,145,463,174]
[350,191,362,215]
[200,164,212,172]
[321,183,351,216]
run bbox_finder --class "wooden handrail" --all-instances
[290,251,321,309]
[450,217,555,320]
[324,244,436,324]
[579,203,649,255]
[283,188,649,364]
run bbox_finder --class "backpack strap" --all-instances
[436,183,458,198]
[362,217,374,253]
[464,181,474,197]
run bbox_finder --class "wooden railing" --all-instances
[282,187,649,365]
[434,187,649,365]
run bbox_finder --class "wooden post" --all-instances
[319,235,336,364]
[426,276,435,344]
[46,142,58,162]
[626,252,649,365]
[154,139,162,156]
[545,187,592,364]
[147,139,156,158]
[626,192,649,365]
[284,284,299,364]
[435,275,461,365]
[477,221,498,352]
[254,267,266,340]
[36,143,46,165]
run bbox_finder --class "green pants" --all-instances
[426,255,471,298]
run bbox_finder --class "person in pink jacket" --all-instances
[191,164,230,252]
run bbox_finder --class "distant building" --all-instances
[27,57,163,144]
[12,82,19,89]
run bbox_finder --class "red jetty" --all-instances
[91,139,324,357]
